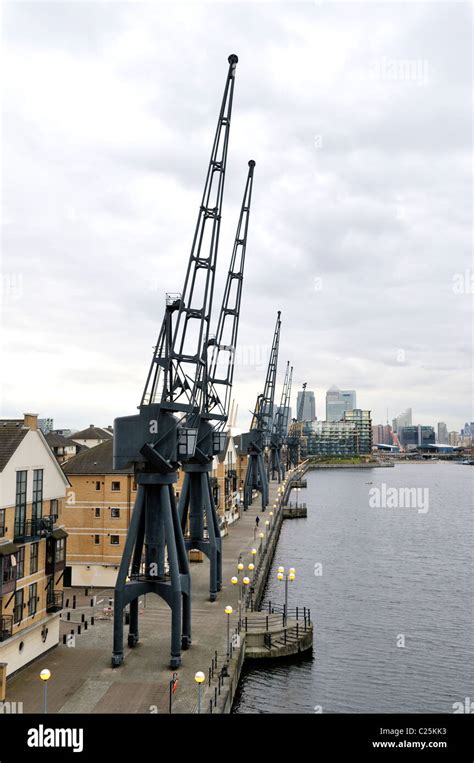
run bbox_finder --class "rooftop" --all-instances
[0,420,29,472]
[63,438,130,475]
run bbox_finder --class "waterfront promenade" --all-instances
[5,477,294,714]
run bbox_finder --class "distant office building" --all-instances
[437,422,449,444]
[448,431,460,446]
[461,422,474,437]
[326,386,356,422]
[372,424,392,446]
[343,409,372,454]
[392,408,412,433]
[297,390,315,422]
[399,425,435,449]
[306,409,371,456]
[38,418,54,435]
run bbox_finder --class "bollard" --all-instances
[208,667,212,686]
[91,616,95,626]
[90,598,94,608]
[81,614,85,623]
[72,595,76,609]
[84,621,88,631]
[65,598,69,609]
[62,635,67,644]
[66,612,71,621]
[77,626,81,635]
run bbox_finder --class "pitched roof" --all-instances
[70,425,113,441]
[45,431,81,449]
[63,438,130,475]
[0,420,29,472]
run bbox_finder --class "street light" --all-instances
[237,562,244,574]
[195,671,205,714]
[231,575,241,622]
[40,669,51,714]
[225,605,233,662]
[277,566,296,625]
[242,575,250,609]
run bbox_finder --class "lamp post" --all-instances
[231,575,241,623]
[40,669,51,714]
[277,566,296,625]
[265,519,270,539]
[248,562,255,584]
[295,487,300,508]
[195,671,205,714]
[242,575,250,610]
[259,531,264,553]
[225,605,233,662]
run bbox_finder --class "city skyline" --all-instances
[1,3,471,436]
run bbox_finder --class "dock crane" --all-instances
[287,381,306,469]
[268,361,292,482]
[242,311,281,509]
[111,55,239,669]
[178,160,256,602]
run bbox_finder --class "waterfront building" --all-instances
[306,420,357,456]
[211,434,240,523]
[399,425,435,449]
[343,409,373,454]
[62,439,135,588]
[70,425,113,450]
[392,408,412,433]
[437,422,449,444]
[297,390,316,422]
[38,418,54,435]
[0,414,69,677]
[372,424,392,446]
[326,386,356,422]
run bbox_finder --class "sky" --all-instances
[0,1,472,434]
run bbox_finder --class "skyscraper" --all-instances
[326,386,356,422]
[296,390,315,422]
[392,408,412,433]
[437,422,448,444]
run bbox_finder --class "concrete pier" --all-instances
[5,469,311,714]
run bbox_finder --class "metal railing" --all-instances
[0,615,13,641]
[14,514,57,541]
[46,590,64,613]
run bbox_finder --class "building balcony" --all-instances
[13,515,58,543]
[0,615,13,642]
[46,590,64,613]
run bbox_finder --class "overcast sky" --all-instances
[1,1,472,433]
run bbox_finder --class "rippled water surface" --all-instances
[233,463,473,713]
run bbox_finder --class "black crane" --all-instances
[287,380,306,469]
[111,54,239,669]
[178,160,256,601]
[242,311,281,509]
[268,361,292,482]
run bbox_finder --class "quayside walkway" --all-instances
[5,470,311,714]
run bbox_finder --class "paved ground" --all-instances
[6,482,282,714]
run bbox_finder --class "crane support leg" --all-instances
[178,467,222,602]
[111,477,191,670]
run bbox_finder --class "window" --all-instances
[95,481,101,491]
[30,543,39,575]
[32,469,43,521]
[0,509,5,537]
[132,481,137,492]
[50,498,58,518]
[94,535,100,545]
[16,546,25,580]
[111,481,120,492]
[110,535,119,545]
[14,470,27,537]
[95,508,101,518]
[28,583,37,616]
[111,508,120,519]
[56,538,66,564]
[13,588,24,624]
